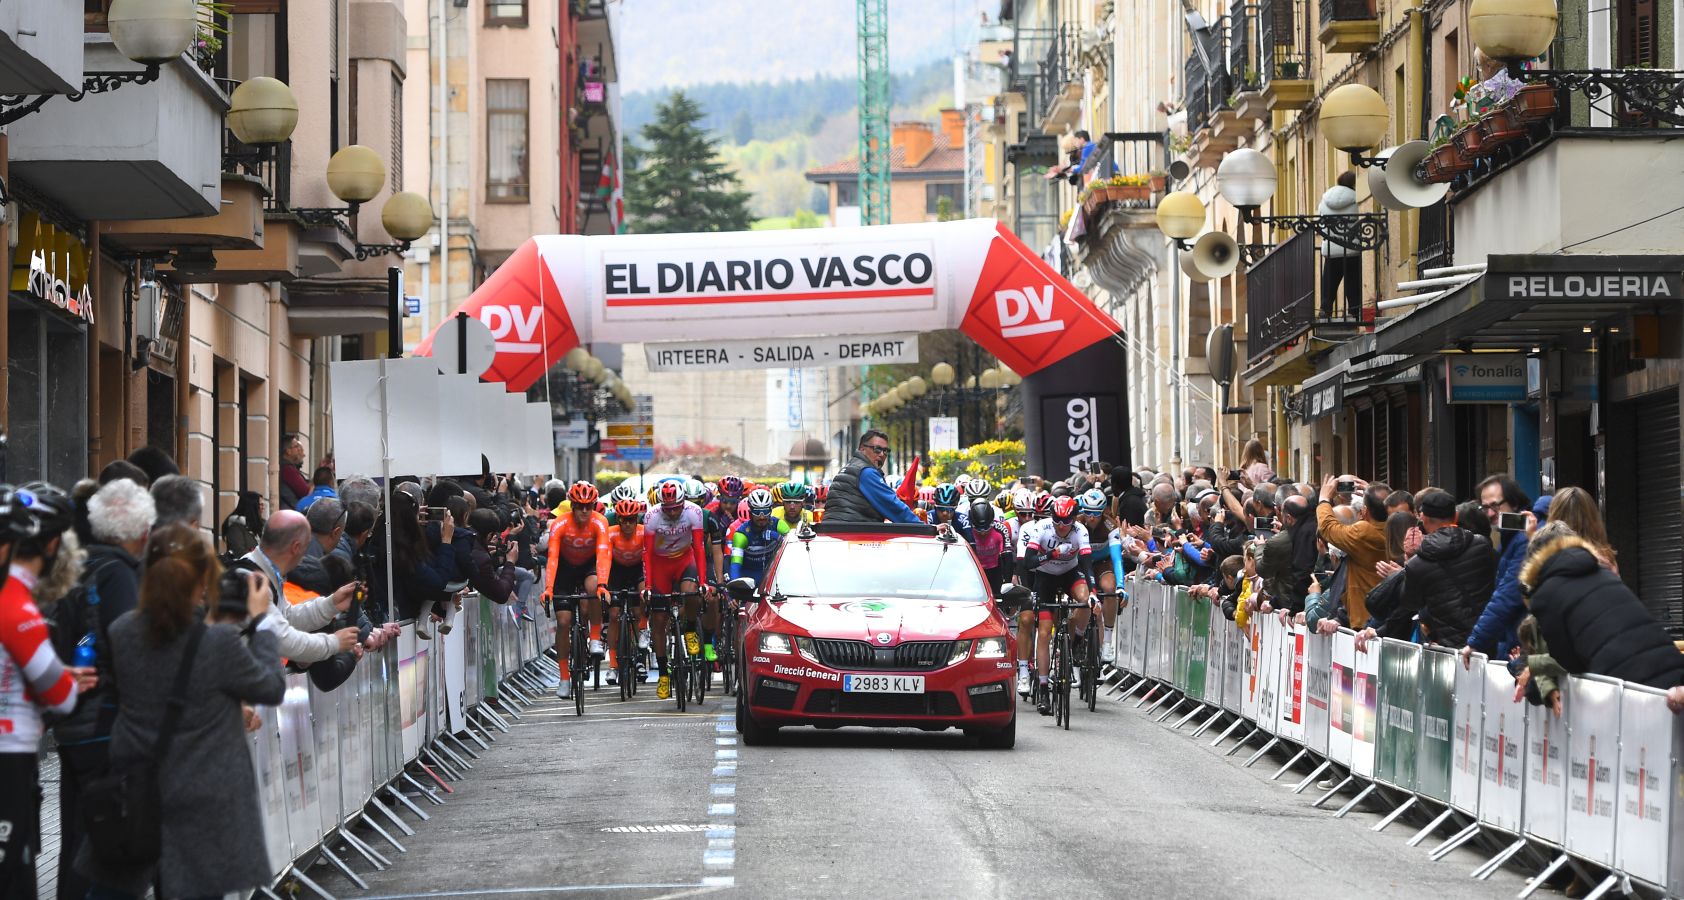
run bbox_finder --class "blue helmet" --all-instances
[1078,488,1107,516]
[933,483,961,509]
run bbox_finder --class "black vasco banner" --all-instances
[1021,338,1130,479]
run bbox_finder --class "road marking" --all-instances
[707,803,735,816]
[711,765,736,778]
[703,849,735,867]
[714,737,737,746]
[710,783,735,796]
[353,883,716,899]
[706,825,735,838]
[715,749,737,760]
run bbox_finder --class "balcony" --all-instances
[286,276,390,338]
[178,141,303,283]
[1447,76,1684,263]
[0,4,81,95]
[8,40,227,221]
[1243,229,1363,383]
[1318,0,1378,53]
[576,0,617,84]
[1183,25,1235,168]
[103,132,271,256]
[1259,0,1312,109]
[1416,199,1452,278]
[1225,0,1269,125]
[1036,25,1083,133]
[1071,133,1173,295]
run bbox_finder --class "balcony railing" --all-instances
[1009,26,1054,94]
[1245,229,1318,364]
[222,133,291,216]
[1320,0,1374,24]
[1259,0,1308,82]
[1185,55,1209,133]
[1184,25,1231,133]
[1416,199,1451,277]
[1031,24,1082,121]
[1229,0,1258,93]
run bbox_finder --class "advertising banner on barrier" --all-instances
[1303,631,1332,757]
[1256,615,1282,738]
[1478,662,1525,833]
[252,706,291,874]
[1416,648,1456,803]
[445,615,468,732]
[1187,592,1209,702]
[1142,585,1159,682]
[1159,584,1175,683]
[278,673,321,858]
[1173,587,1191,692]
[1277,624,1307,744]
[1350,638,1380,778]
[1566,675,1620,866]
[1451,650,1487,815]
[312,683,342,830]
[1329,631,1355,768]
[1242,623,1262,724]
[1524,688,1569,848]
[1375,639,1419,791]
[1128,581,1148,675]
[398,627,426,761]
[1203,604,1223,706]
[1115,581,1133,671]
[1222,616,1243,714]
[1613,685,1677,888]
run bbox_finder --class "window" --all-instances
[925,182,963,216]
[487,79,530,202]
[834,180,860,208]
[487,0,527,24]
[391,74,404,190]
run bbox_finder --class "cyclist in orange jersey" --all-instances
[597,498,648,686]
[543,482,609,699]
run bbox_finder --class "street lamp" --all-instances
[1209,147,1388,252]
[1154,191,1207,250]
[1469,0,1558,62]
[226,76,299,146]
[1320,84,1392,167]
[564,346,590,372]
[930,362,956,388]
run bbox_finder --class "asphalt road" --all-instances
[311,671,1537,900]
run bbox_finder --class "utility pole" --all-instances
[856,0,890,226]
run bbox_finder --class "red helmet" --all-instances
[813,483,828,503]
[656,480,684,508]
[568,481,598,507]
[917,485,936,506]
[614,497,645,520]
[1033,493,1055,518]
[1049,495,1079,523]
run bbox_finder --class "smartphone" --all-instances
[1253,516,1275,531]
[1335,479,1356,493]
[427,506,450,522]
[1497,511,1526,531]
[1228,469,1243,481]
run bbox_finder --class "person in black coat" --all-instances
[1359,489,1494,649]
[1521,531,1684,690]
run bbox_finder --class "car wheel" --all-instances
[971,712,1016,750]
[737,679,778,745]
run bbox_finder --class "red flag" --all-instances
[895,455,921,505]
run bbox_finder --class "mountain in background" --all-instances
[623,61,958,220]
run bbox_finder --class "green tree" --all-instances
[624,91,754,234]
[730,108,755,144]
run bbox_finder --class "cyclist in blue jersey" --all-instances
[729,489,789,585]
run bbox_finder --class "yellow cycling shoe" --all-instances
[684,632,701,656]
[657,675,672,700]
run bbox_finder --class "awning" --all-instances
[1375,254,1684,357]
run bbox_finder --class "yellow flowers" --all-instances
[923,440,1026,485]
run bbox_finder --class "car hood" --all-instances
[770,598,993,643]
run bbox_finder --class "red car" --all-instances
[731,521,1018,748]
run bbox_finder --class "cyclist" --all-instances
[2,483,93,894]
[811,483,828,522]
[542,482,609,700]
[597,496,648,687]
[644,480,709,700]
[1021,495,1097,715]
[1010,488,1041,696]
[968,499,1013,599]
[1078,488,1122,664]
[928,483,966,539]
[729,489,788,585]
[772,481,813,529]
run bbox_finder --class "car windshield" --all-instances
[769,538,987,601]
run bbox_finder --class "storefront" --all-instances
[7,209,93,485]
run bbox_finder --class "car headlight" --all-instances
[795,636,819,663]
[946,640,973,665]
[759,632,794,654]
[973,636,1009,659]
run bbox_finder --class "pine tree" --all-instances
[624,91,753,234]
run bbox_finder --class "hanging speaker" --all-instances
[1188,231,1240,282]
[1370,140,1450,211]
[1167,159,1191,185]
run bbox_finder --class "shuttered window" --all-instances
[487,79,530,202]
[1633,393,1682,633]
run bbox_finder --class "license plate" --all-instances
[842,674,925,693]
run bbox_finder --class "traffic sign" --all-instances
[618,446,655,463]
[605,423,654,439]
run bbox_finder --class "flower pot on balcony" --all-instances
[1422,143,1474,183]
[1453,121,1488,157]
[1511,83,1558,122]
[1149,174,1167,193]
[1479,106,1527,148]
[1118,184,1150,203]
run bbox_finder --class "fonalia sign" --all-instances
[416,220,1122,391]
[10,211,94,325]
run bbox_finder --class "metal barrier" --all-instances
[1111,576,1684,896]
[245,593,557,898]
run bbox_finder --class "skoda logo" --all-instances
[875,632,892,645]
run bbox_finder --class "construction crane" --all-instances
[856,0,891,226]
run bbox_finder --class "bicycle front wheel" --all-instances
[1057,633,1073,730]
[672,628,690,712]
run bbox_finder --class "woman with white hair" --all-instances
[52,477,154,898]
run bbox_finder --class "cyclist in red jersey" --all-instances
[643,480,708,700]
[597,497,647,686]
[542,482,609,699]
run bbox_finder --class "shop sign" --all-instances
[10,211,94,325]
[1484,256,1684,302]
[1446,353,1527,404]
[1302,376,1343,422]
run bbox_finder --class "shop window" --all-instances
[487,79,531,202]
[148,372,176,460]
[6,305,87,487]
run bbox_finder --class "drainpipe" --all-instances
[436,0,449,332]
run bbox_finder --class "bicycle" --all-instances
[611,589,642,701]
[553,593,593,717]
[715,587,741,698]
[1030,591,1089,730]
[1086,591,1126,711]
[649,590,705,711]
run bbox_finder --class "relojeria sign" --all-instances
[417,219,1122,389]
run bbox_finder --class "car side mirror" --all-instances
[997,583,1030,604]
[725,576,757,602]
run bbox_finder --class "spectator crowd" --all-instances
[1,434,558,899]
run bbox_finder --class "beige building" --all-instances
[806,115,967,226]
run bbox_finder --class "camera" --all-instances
[1253,516,1275,531]
[1335,479,1356,493]
[217,568,254,616]
[1497,511,1527,532]
[1228,469,1243,481]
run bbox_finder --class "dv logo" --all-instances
[479,305,543,354]
[993,284,1065,339]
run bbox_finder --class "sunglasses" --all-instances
[865,444,890,454]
